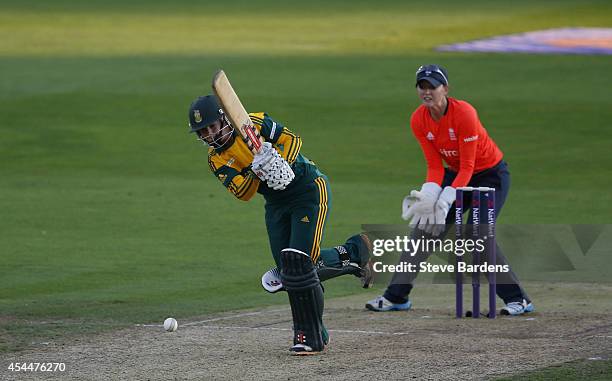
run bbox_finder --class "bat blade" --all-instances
[212,70,263,153]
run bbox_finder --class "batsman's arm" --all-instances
[275,128,302,164]
[250,113,301,164]
[208,155,259,201]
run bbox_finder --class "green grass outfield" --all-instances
[1,0,611,364]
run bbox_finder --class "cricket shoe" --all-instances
[290,343,325,355]
[341,233,375,288]
[356,233,375,289]
[500,299,535,316]
[365,296,412,312]
[290,330,327,356]
[261,267,285,293]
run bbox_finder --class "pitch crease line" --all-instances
[136,308,290,327]
[197,325,405,336]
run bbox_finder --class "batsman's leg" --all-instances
[317,233,374,288]
[280,248,325,355]
[261,233,374,293]
[264,203,291,269]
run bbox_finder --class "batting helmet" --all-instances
[188,95,224,133]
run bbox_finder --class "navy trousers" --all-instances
[383,160,531,305]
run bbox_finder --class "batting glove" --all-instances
[432,186,456,236]
[265,156,295,190]
[251,142,277,180]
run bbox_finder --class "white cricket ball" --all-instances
[163,317,178,332]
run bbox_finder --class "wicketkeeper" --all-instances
[366,65,534,316]
[187,95,373,355]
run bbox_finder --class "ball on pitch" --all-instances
[163,317,178,332]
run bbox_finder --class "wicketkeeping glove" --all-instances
[401,194,418,220]
[432,186,456,236]
[402,182,441,232]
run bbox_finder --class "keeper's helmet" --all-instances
[188,95,234,149]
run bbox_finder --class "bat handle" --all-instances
[245,124,263,152]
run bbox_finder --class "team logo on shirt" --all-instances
[439,148,459,157]
[226,157,235,166]
[426,132,435,141]
[448,128,457,141]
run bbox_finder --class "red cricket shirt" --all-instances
[410,97,503,188]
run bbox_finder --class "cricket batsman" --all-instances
[366,65,534,316]
[187,95,373,355]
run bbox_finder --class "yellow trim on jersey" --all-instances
[249,113,264,125]
[235,174,255,199]
[208,137,260,201]
[310,177,328,263]
[207,149,218,173]
[276,129,302,164]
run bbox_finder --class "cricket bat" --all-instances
[212,70,263,154]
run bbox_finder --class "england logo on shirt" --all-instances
[448,128,457,141]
